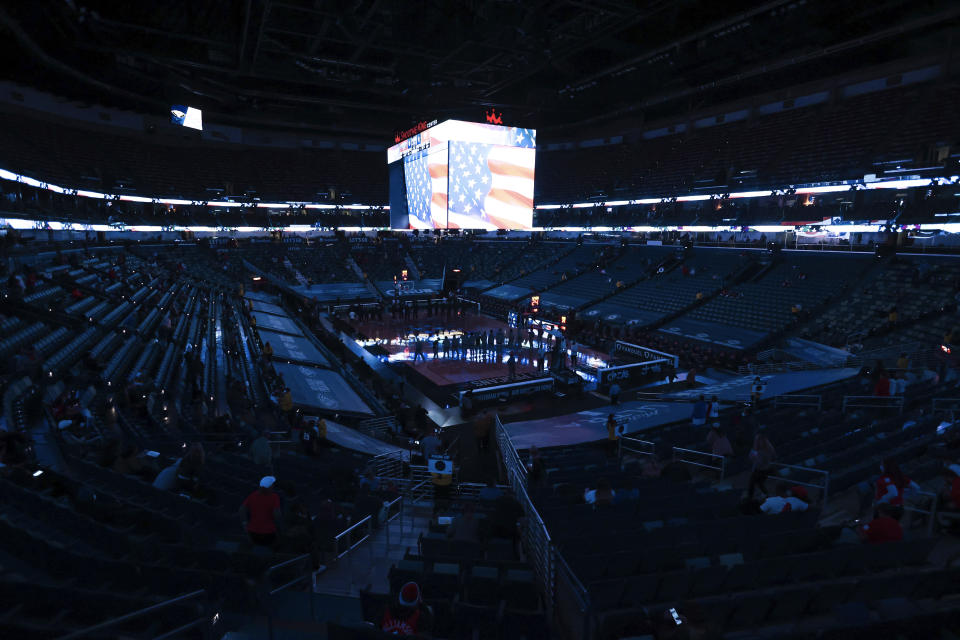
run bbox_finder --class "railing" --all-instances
[618,435,657,469]
[457,482,513,500]
[495,415,559,618]
[738,359,830,375]
[371,449,404,479]
[358,416,399,441]
[56,589,209,640]
[265,554,315,640]
[769,462,830,504]
[553,549,593,640]
[672,446,726,478]
[774,394,823,411]
[842,395,905,414]
[903,490,938,535]
[333,515,374,560]
[633,391,666,401]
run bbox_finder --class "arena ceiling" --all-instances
[1,0,958,139]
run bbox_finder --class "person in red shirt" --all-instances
[241,476,282,546]
[380,582,433,636]
[857,505,904,544]
[875,458,919,515]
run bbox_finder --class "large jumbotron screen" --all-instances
[387,120,536,230]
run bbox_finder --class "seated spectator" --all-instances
[759,484,810,514]
[241,476,282,546]
[706,425,734,457]
[858,504,904,544]
[584,478,615,507]
[875,458,919,516]
[380,582,434,636]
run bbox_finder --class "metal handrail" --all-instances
[903,489,938,535]
[769,462,830,504]
[56,589,207,640]
[618,435,657,469]
[774,394,822,410]
[672,446,726,478]
[333,514,373,560]
[266,553,313,595]
[842,395,905,414]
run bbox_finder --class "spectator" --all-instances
[473,410,492,453]
[279,388,293,423]
[507,352,517,381]
[430,457,454,514]
[708,395,720,421]
[896,352,909,370]
[241,476,282,546]
[747,432,777,499]
[380,582,434,636]
[857,504,904,544]
[759,484,810,514]
[527,445,545,487]
[262,342,273,359]
[584,478,615,507]
[875,458,920,516]
[420,428,441,462]
[706,425,734,457]
[250,430,273,468]
[605,413,620,456]
[691,395,708,426]
[299,420,320,456]
[609,382,621,405]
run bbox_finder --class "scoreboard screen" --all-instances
[388,120,536,230]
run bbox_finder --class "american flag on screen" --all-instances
[447,135,536,230]
[404,145,448,229]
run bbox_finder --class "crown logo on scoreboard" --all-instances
[485,109,504,125]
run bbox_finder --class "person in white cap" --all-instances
[240,476,282,546]
[380,581,433,636]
